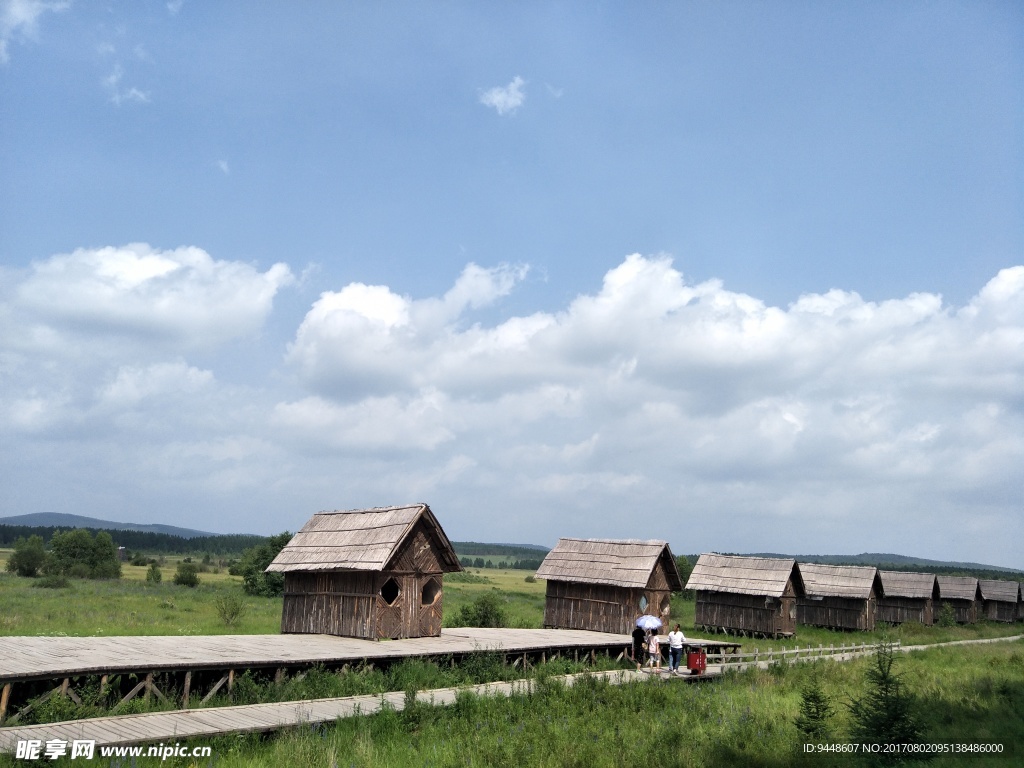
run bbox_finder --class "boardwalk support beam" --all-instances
[182,671,191,709]
[0,683,11,724]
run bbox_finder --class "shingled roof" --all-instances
[266,504,461,574]
[936,576,979,601]
[978,579,1019,603]
[878,570,937,599]
[534,538,682,590]
[686,553,801,598]
[799,563,879,600]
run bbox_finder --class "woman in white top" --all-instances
[667,623,686,674]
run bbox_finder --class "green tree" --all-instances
[675,554,694,597]
[146,561,162,583]
[43,529,121,579]
[238,532,292,597]
[6,535,46,577]
[173,561,200,587]
[848,640,926,765]
[795,670,834,740]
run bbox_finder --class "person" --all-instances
[632,624,647,670]
[647,629,661,670]
[667,623,686,675]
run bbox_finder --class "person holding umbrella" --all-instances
[636,614,663,670]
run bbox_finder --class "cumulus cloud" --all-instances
[0,0,67,63]
[103,64,150,106]
[11,243,293,351]
[480,75,526,116]
[276,254,1024,564]
[2,246,1022,566]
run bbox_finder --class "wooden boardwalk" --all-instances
[0,670,652,751]
[0,628,633,682]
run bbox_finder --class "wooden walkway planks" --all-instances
[0,628,634,681]
[0,670,645,751]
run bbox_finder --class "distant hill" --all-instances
[0,513,221,540]
[740,552,1024,577]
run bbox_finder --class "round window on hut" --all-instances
[380,577,400,606]
[421,578,441,606]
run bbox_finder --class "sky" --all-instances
[1,1,1022,567]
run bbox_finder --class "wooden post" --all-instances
[60,678,69,698]
[228,669,235,694]
[99,675,108,698]
[182,671,191,709]
[0,683,11,724]
[144,672,153,704]
[275,668,285,685]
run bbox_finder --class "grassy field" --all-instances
[4,638,1018,767]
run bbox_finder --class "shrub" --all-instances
[215,591,247,626]
[456,592,508,628]
[173,561,200,587]
[146,562,162,583]
[32,574,70,589]
[936,602,956,628]
[524,574,536,583]
[6,535,46,577]
[238,532,292,597]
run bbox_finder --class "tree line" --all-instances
[0,524,265,555]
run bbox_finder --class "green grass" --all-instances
[8,638,1018,767]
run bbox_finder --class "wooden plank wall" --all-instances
[983,601,1017,623]
[695,591,796,637]
[543,582,655,635]
[876,597,933,626]
[797,597,873,631]
[936,598,977,624]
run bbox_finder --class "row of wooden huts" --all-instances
[261,505,1022,641]
[685,553,1024,637]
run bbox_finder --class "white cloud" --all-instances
[218,159,230,175]
[2,247,1022,566]
[12,243,293,351]
[104,64,150,106]
[0,0,67,63]
[480,75,526,116]
[276,254,1024,564]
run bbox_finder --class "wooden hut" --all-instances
[266,504,462,639]
[1019,583,1024,622]
[935,576,980,624]
[978,579,1019,623]
[534,538,682,635]
[686,553,803,638]
[796,563,881,631]
[876,571,937,626]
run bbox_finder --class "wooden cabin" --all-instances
[935,576,980,624]
[876,571,937,626]
[978,579,1019,623]
[797,563,881,631]
[686,553,803,638]
[535,538,682,635]
[266,504,462,639]
[1019,583,1024,622]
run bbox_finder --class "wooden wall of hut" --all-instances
[797,596,875,631]
[983,600,1017,623]
[542,581,671,635]
[876,597,933,626]
[936,598,977,624]
[695,590,797,638]
[281,571,444,639]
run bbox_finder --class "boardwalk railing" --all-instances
[706,640,898,671]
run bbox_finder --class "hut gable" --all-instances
[936,576,980,601]
[877,571,938,599]
[269,504,460,640]
[798,563,879,600]
[535,539,681,635]
[686,553,802,598]
[977,579,1019,603]
[267,504,461,574]
[978,579,1019,622]
[535,539,683,591]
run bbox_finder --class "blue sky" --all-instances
[1,1,1022,567]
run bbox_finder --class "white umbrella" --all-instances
[636,614,662,630]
